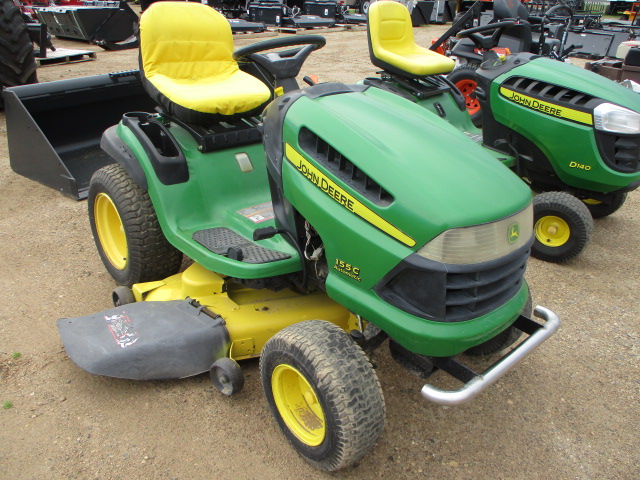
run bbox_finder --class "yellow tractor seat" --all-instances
[139,2,271,125]
[367,1,455,79]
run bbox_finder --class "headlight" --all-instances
[417,204,533,265]
[594,103,640,134]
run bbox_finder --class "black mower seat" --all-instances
[139,2,271,125]
[492,0,562,55]
[367,1,454,78]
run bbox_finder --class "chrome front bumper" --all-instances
[420,306,560,406]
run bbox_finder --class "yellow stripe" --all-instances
[285,144,416,247]
[500,87,593,125]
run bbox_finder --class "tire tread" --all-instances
[0,0,37,110]
[88,164,182,286]
[532,191,594,263]
[261,320,385,471]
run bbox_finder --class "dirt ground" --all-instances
[1,20,639,480]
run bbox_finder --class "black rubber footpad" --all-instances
[192,227,290,264]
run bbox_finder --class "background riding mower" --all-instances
[53,1,560,472]
[366,0,640,263]
[437,0,579,126]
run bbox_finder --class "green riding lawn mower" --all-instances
[437,0,579,127]
[366,1,640,263]
[3,1,565,472]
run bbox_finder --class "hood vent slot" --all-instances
[298,127,393,207]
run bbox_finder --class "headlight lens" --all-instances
[417,204,533,265]
[594,103,640,134]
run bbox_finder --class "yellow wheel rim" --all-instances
[272,364,326,446]
[583,198,602,205]
[535,215,570,247]
[94,193,128,270]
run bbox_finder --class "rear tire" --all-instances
[583,192,627,218]
[447,64,482,127]
[88,163,182,287]
[532,191,594,263]
[360,0,371,14]
[260,320,385,471]
[0,0,38,111]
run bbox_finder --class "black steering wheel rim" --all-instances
[538,4,573,54]
[457,20,517,38]
[457,20,516,50]
[233,35,326,63]
[541,4,574,23]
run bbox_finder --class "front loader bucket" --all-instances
[34,1,138,45]
[57,300,231,380]
[5,70,155,200]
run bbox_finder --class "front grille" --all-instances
[595,130,640,173]
[444,249,527,322]
[375,245,530,323]
[298,127,393,206]
[501,76,597,109]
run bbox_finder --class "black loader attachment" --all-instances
[5,71,153,200]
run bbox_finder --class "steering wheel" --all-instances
[540,4,574,23]
[233,35,326,81]
[456,20,516,51]
[536,4,574,56]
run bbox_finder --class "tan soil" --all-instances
[1,19,638,480]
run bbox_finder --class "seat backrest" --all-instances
[138,2,274,125]
[493,0,529,21]
[140,2,237,88]
[368,1,454,78]
[499,23,532,53]
[368,1,415,71]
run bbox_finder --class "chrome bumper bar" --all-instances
[420,306,560,406]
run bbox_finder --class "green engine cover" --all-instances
[273,84,533,355]
[489,57,640,192]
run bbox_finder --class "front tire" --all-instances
[583,192,628,218]
[447,64,482,127]
[532,191,594,263]
[88,163,182,286]
[260,320,385,472]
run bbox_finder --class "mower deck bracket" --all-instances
[420,306,560,406]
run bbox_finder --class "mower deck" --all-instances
[58,263,359,380]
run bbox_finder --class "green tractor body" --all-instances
[366,0,640,262]
[370,53,640,261]
[269,85,533,356]
[3,1,563,471]
[482,56,640,194]
[111,82,534,357]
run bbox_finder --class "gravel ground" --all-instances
[0,18,638,480]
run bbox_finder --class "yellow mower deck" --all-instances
[132,262,360,361]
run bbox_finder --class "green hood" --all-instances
[282,85,532,249]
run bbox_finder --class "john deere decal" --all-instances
[285,144,416,247]
[500,86,593,125]
[508,223,520,244]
